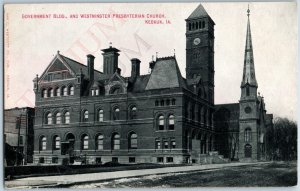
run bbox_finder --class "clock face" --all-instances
[193,38,201,45]
[245,106,252,114]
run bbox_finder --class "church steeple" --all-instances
[241,6,258,88]
[240,6,258,101]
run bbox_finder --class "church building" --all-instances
[32,4,273,165]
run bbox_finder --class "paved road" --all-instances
[5,162,269,188]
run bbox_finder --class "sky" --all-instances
[4,2,297,121]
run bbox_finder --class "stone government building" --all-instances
[32,4,273,165]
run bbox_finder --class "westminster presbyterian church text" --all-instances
[32,5,273,165]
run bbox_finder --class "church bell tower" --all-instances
[186,4,215,104]
[238,7,259,161]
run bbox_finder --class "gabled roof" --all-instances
[145,56,187,90]
[60,55,103,80]
[187,4,209,20]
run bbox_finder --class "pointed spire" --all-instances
[241,5,258,87]
[188,4,209,19]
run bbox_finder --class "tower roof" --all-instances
[187,4,209,19]
[241,7,258,87]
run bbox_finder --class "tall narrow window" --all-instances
[98,109,104,122]
[113,108,120,120]
[82,135,89,150]
[83,110,88,122]
[48,88,54,97]
[96,134,104,150]
[155,139,161,150]
[245,128,252,142]
[160,100,164,106]
[189,23,191,31]
[95,89,99,96]
[55,112,61,124]
[62,87,67,96]
[164,141,169,149]
[53,136,60,150]
[112,133,120,150]
[55,87,60,97]
[69,86,74,95]
[46,113,52,125]
[42,89,47,98]
[130,106,137,119]
[169,115,175,130]
[246,86,250,96]
[91,89,95,96]
[129,133,137,149]
[64,111,70,124]
[171,139,176,149]
[171,99,176,105]
[155,100,159,106]
[40,136,46,151]
[158,115,164,130]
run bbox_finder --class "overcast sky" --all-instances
[4,2,297,120]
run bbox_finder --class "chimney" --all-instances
[149,61,156,72]
[101,46,120,75]
[131,58,141,79]
[117,68,121,75]
[87,54,95,82]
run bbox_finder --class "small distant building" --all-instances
[4,107,35,165]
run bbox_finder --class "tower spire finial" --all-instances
[247,4,250,17]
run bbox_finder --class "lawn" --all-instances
[71,161,297,188]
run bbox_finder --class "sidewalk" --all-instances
[5,162,269,188]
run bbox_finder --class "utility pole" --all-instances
[15,115,21,166]
[24,109,29,165]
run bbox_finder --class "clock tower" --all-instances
[186,4,215,104]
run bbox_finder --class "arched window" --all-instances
[55,112,61,124]
[110,86,123,94]
[81,135,89,150]
[42,89,47,98]
[169,115,175,130]
[62,86,67,96]
[129,133,137,149]
[130,106,137,119]
[40,136,46,151]
[166,99,170,106]
[46,113,52,125]
[98,109,104,122]
[64,111,70,124]
[53,136,60,150]
[160,100,164,106]
[48,88,54,97]
[155,100,159,106]
[112,133,120,150]
[113,108,120,120]
[83,110,88,122]
[158,115,164,130]
[96,134,104,150]
[245,128,252,142]
[69,86,74,95]
[55,87,60,97]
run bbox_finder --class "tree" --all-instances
[266,117,297,161]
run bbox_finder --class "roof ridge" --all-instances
[60,54,103,74]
